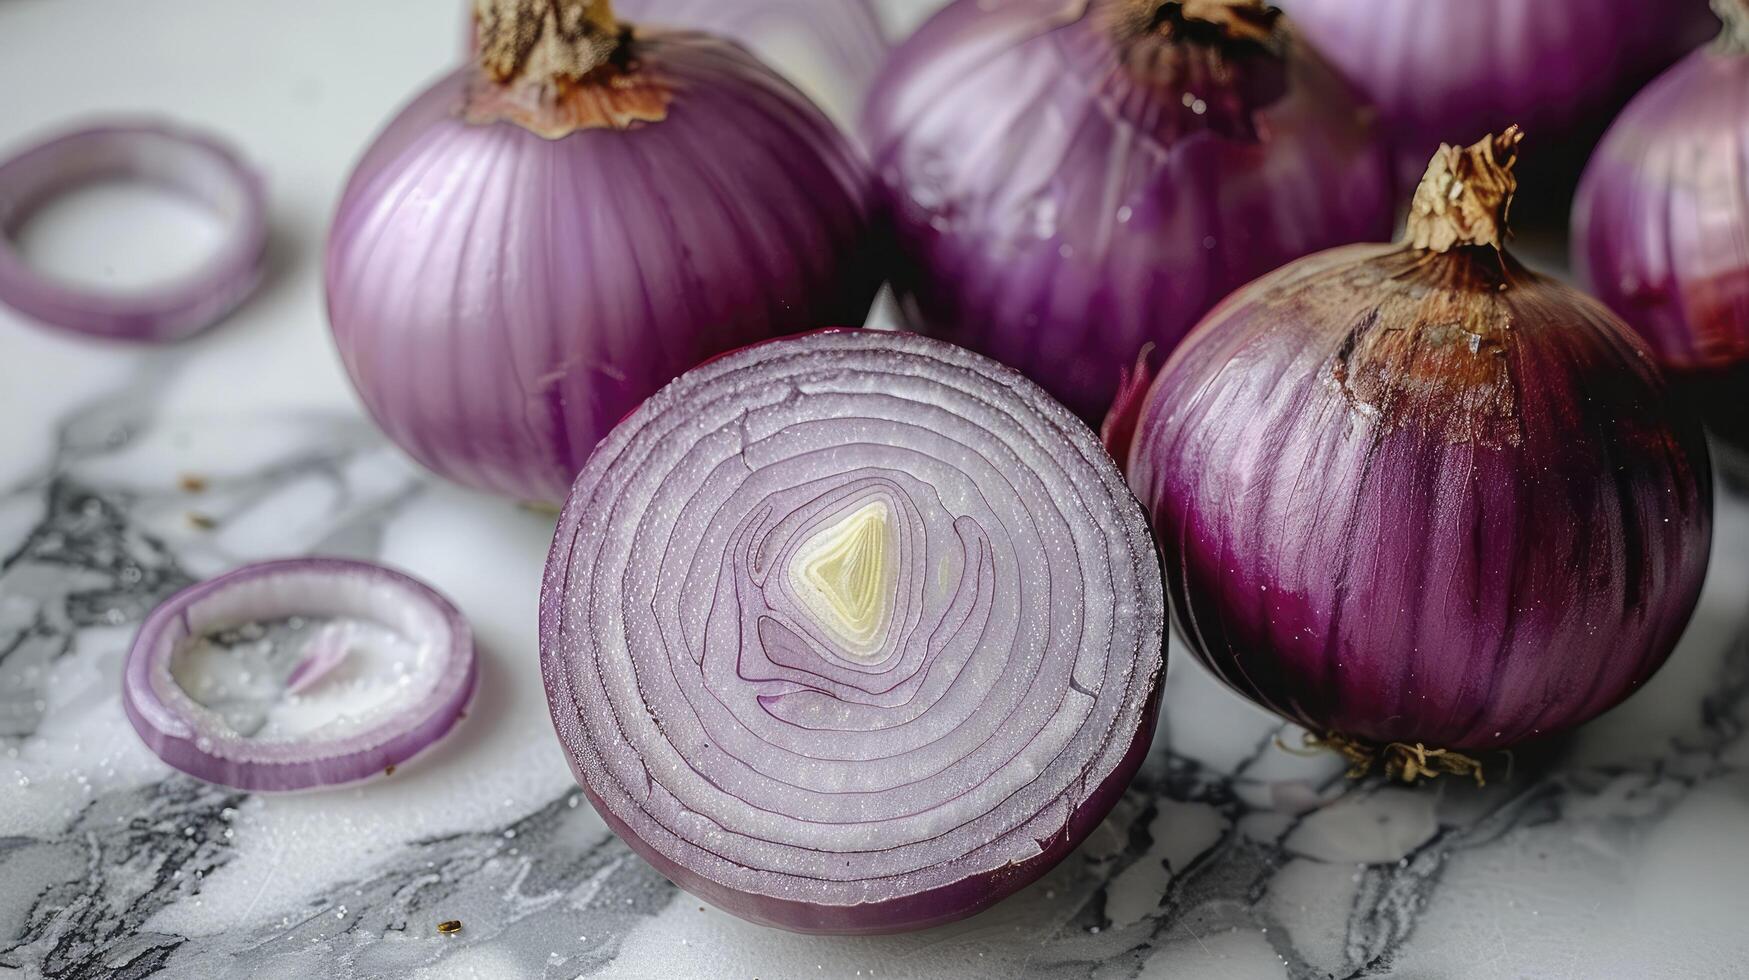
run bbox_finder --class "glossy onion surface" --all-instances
[624,0,888,126]
[1281,0,1718,195]
[863,0,1394,422]
[327,32,878,503]
[541,330,1165,933]
[1574,43,1749,374]
[1128,246,1713,753]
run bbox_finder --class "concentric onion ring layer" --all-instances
[541,332,1164,929]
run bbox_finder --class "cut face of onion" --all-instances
[124,559,477,792]
[541,330,1166,934]
[0,121,267,343]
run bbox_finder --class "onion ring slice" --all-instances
[0,120,268,342]
[123,559,478,792]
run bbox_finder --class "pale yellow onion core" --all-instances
[789,500,898,661]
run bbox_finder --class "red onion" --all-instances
[123,559,478,792]
[1280,0,1719,200]
[1573,3,1749,378]
[327,0,879,504]
[622,0,887,124]
[1118,132,1713,780]
[862,0,1394,422]
[0,121,267,343]
[541,330,1165,933]
[459,0,890,126]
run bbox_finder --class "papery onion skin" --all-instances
[541,329,1165,933]
[1573,33,1749,379]
[459,0,890,127]
[862,0,1394,423]
[1125,134,1713,756]
[327,16,879,504]
[1280,0,1719,200]
[123,559,478,793]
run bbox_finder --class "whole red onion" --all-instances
[542,330,1165,932]
[862,0,1393,423]
[1574,4,1749,380]
[463,0,891,126]
[622,0,888,125]
[1119,132,1713,777]
[1280,0,1719,201]
[328,0,878,503]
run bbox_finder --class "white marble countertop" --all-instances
[2,2,1747,978]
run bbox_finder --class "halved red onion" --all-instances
[541,330,1166,934]
[0,121,268,342]
[124,559,478,792]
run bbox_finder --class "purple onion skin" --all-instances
[862,0,1394,423]
[460,1,890,126]
[1574,44,1749,377]
[1130,246,1713,753]
[1281,0,1719,199]
[620,0,888,122]
[326,32,879,504]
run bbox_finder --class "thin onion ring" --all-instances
[0,120,268,342]
[123,559,478,792]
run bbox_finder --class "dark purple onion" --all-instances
[1574,8,1749,376]
[328,0,878,503]
[862,0,1394,423]
[0,121,267,343]
[124,559,478,792]
[1280,0,1718,199]
[1121,132,1713,771]
[541,330,1165,933]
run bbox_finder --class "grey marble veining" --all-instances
[1,378,1747,980]
[4,2,1749,977]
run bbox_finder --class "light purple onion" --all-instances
[862,0,1394,422]
[541,330,1165,933]
[123,559,478,792]
[0,121,267,343]
[622,0,887,124]
[1573,16,1749,376]
[1280,0,1719,197]
[328,15,878,503]
[1123,133,1713,765]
